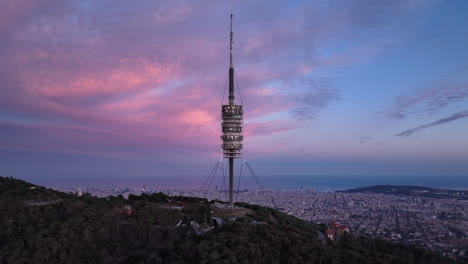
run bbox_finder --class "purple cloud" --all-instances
[290,84,340,120]
[383,75,468,121]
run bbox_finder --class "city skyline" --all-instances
[1,0,467,186]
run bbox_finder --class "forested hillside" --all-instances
[0,176,461,264]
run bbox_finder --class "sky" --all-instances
[1,0,467,189]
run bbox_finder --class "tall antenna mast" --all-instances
[228,13,235,105]
[230,13,233,67]
[222,12,243,208]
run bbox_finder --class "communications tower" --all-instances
[221,13,243,208]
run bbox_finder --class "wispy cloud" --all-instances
[383,74,468,121]
[359,135,373,144]
[291,85,340,120]
[395,111,468,137]
[363,68,468,143]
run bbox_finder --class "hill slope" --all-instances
[0,176,461,264]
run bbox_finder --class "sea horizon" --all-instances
[37,174,468,192]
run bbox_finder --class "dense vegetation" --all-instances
[339,185,468,199]
[1,176,462,263]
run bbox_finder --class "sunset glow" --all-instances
[1,0,467,187]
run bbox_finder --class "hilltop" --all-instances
[0,176,461,264]
[338,185,468,199]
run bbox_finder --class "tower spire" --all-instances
[228,12,235,105]
[230,12,233,67]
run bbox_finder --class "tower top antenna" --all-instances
[230,12,233,67]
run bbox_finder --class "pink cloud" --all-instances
[1,0,423,161]
[29,61,178,99]
[178,110,216,126]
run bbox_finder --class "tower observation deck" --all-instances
[221,13,243,207]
